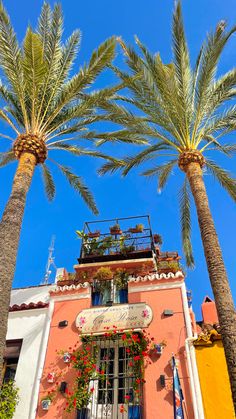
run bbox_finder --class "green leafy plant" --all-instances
[57,328,157,412]
[94,267,113,281]
[0,381,19,419]
[114,268,129,290]
[61,340,103,411]
[110,223,121,233]
[153,234,163,245]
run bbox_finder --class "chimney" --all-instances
[201,296,218,324]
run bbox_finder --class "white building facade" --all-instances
[6,285,53,419]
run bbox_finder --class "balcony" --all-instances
[77,215,157,264]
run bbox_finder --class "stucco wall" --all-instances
[7,308,48,419]
[195,341,234,419]
[36,281,194,419]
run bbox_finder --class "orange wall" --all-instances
[129,285,193,418]
[36,283,194,418]
[202,300,218,324]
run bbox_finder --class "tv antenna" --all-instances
[42,235,57,284]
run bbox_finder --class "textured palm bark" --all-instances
[0,152,36,383]
[186,161,236,413]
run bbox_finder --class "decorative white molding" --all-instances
[128,271,184,283]
[50,282,90,293]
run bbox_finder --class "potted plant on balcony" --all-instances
[114,268,129,303]
[110,223,122,235]
[153,234,163,245]
[87,230,100,238]
[129,224,144,234]
[94,267,113,281]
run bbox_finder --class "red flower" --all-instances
[126,348,131,353]
[73,398,77,407]
[124,395,130,400]
[134,355,141,361]
[121,334,127,341]
[100,370,105,375]
[120,404,126,413]
[90,387,95,392]
[136,378,141,384]
[129,361,133,367]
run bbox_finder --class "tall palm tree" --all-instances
[0,2,118,380]
[98,2,236,410]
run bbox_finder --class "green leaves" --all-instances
[142,159,177,191]
[58,165,98,214]
[179,178,194,268]
[205,160,236,202]
[41,163,55,201]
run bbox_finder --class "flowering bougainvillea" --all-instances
[53,326,159,413]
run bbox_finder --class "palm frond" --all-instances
[41,163,55,200]
[205,159,236,202]
[98,159,126,176]
[179,177,194,267]
[0,1,28,128]
[83,130,149,146]
[172,1,192,137]
[37,2,51,52]
[193,21,236,137]
[142,159,178,191]
[0,150,15,167]
[200,105,236,142]
[22,28,47,128]
[58,164,98,214]
[36,3,63,129]
[120,143,170,176]
[0,109,19,133]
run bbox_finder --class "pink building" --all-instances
[34,216,203,418]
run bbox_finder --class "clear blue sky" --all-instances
[0,0,236,319]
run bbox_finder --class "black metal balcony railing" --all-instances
[78,215,156,264]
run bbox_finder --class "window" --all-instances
[88,337,142,419]
[92,280,128,307]
[3,340,22,382]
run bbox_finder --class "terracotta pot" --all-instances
[110,228,122,235]
[88,231,100,238]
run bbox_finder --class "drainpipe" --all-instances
[181,283,205,419]
[29,298,55,419]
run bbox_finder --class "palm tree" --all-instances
[0,2,118,380]
[98,2,236,410]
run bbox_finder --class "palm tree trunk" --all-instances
[186,161,236,413]
[0,152,36,383]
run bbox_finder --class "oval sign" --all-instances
[76,303,153,335]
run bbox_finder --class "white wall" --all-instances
[7,285,54,419]
[7,308,48,419]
